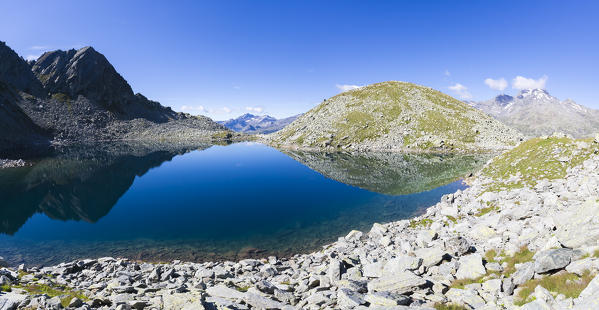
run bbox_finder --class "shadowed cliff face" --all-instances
[283,150,492,195]
[0,142,212,235]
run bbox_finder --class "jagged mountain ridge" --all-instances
[0,41,227,153]
[219,113,300,134]
[268,81,522,152]
[469,89,599,138]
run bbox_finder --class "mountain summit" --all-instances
[268,81,522,152]
[219,113,300,134]
[470,89,599,138]
[0,42,227,152]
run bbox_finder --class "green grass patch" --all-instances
[515,270,594,305]
[235,285,251,292]
[211,131,233,140]
[475,203,499,217]
[593,250,599,258]
[0,284,11,292]
[484,249,498,263]
[434,303,470,310]
[481,137,598,192]
[14,283,88,308]
[500,245,535,277]
[409,218,433,229]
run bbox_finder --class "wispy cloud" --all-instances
[444,70,451,77]
[448,83,472,99]
[484,78,508,91]
[181,105,206,113]
[233,85,241,90]
[222,107,232,113]
[512,75,548,90]
[29,45,50,50]
[336,84,362,92]
[245,106,263,113]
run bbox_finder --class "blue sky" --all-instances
[1,1,598,120]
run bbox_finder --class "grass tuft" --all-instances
[434,303,470,310]
[515,270,594,305]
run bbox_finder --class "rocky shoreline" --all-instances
[1,135,599,310]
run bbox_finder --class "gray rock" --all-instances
[382,256,422,274]
[444,236,471,256]
[364,291,409,306]
[534,248,573,273]
[366,271,426,294]
[455,253,486,280]
[68,297,83,308]
[502,278,515,295]
[206,285,245,300]
[337,288,365,309]
[328,258,344,282]
[512,262,535,286]
[0,293,27,310]
[244,291,285,310]
[362,261,385,278]
[414,247,445,268]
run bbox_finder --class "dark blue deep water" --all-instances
[0,142,486,266]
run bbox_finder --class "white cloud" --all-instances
[448,83,472,99]
[336,84,362,92]
[29,45,50,51]
[245,106,263,113]
[512,75,548,90]
[233,85,241,90]
[222,107,232,113]
[181,105,206,113]
[25,54,41,61]
[444,70,451,77]
[484,78,508,91]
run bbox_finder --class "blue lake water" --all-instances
[0,142,486,266]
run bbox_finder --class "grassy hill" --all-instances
[268,81,522,152]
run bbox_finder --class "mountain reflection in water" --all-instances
[0,142,489,266]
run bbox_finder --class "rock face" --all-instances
[0,43,51,152]
[219,113,301,134]
[0,41,230,152]
[267,81,523,152]
[469,89,599,138]
[1,136,599,309]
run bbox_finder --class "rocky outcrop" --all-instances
[470,89,599,138]
[0,42,231,152]
[267,81,523,152]
[1,135,598,309]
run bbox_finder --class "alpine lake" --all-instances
[0,142,491,266]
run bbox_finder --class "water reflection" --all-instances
[0,143,486,266]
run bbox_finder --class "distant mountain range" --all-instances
[0,41,227,154]
[469,89,599,138]
[219,113,300,134]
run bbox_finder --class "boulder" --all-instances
[366,271,426,294]
[455,254,486,280]
[534,248,573,274]
[414,247,446,268]
[336,288,365,309]
[364,291,409,306]
[444,236,471,256]
[382,256,422,274]
[512,262,535,286]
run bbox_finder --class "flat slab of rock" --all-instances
[366,271,426,294]
[206,284,245,300]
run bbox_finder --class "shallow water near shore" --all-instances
[0,142,487,266]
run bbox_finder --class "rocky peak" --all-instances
[494,94,514,105]
[516,88,552,101]
[32,46,135,108]
[0,41,45,96]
